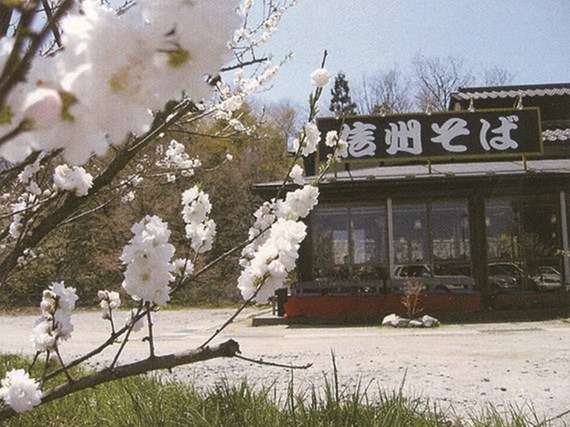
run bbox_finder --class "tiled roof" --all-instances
[255,160,570,189]
[543,128,570,142]
[453,86,570,101]
[314,159,570,184]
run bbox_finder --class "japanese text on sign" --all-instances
[317,108,542,162]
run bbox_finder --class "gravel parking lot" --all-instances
[1,308,569,424]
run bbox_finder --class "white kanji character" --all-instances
[340,121,377,158]
[385,119,422,155]
[479,115,520,151]
[431,118,469,153]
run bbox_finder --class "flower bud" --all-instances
[22,88,63,130]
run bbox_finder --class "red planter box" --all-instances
[284,292,481,318]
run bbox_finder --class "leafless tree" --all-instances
[353,56,510,115]
[483,65,515,87]
[412,54,475,112]
[356,68,414,115]
[259,101,302,146]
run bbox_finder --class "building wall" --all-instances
[301,175,570,309]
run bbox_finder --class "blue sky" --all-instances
[251,0,569,107]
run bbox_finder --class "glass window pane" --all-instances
[486,200,519,261]
[522,198,559,263]
[312,208,348,267]
[351,207,387,265]
[393,203,429,263]
[523,197,563,292]
[432,201,470,261]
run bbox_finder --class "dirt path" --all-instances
[1,309,569,424]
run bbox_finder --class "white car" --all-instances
[532,266,563,292]
[391,264,474,292]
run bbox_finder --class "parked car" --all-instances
[487,262,521,293]
[392,264,474,292]
[531,266,563,291]
[487,262,546,293]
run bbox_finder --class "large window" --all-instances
[432,201,470,263]
[392,201,471,277]
[312,206,387,281]
[312,208,348,278]
[485,197,562,293]
[486,200,519,261]
[392,203,428,264]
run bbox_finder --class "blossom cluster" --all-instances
[238,185,319,303]
[8,157,49,239]
[291,122,321,157]
[0,0,240,165]
[120,215,175,307]
[310,68,332,88]
[0,370,42,414]
[289,164,305,185]
[181,185,217,254]
[97,290,121,321]
[8,199,27,239]
[325,130,349,161]
[17,154,47,197]
[32,281,79,353]
[155,140,202,178]
[53,165,93,197]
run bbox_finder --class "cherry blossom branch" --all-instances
[0,0,75,105]
[0,99,200,285]
[199,291,259,349]
[145,306,156,358]
[274,50,328,200]
[0,339,241,422]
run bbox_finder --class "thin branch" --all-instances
[220,57,269,73]
[235,353,312,370]
[44,306,146,382]
[40,0,62,48]
[0,120,28,149]
[0,0,75,105]
[59,197,115,225]
[145,306,155,358]
[545,408,570,425]
[199,292,257,349]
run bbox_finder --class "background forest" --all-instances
[0,102,294,307]
[0,49,513,309]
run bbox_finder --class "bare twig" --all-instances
[199,292,257,349]
[40,0,62,48]
[544,408,570,425]
[235,353,312,370]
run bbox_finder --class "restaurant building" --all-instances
[258,83,570,319]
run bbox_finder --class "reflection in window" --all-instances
[393,201,472,280]
[352,207,387,265]
[312,206,387,281]
[313,208,348,271]
[486,197,563,293]
[432,201,470,261]
[486,200,519,261]
[522,198,561,292]
[522,199,559,273]
[392,203,428,264]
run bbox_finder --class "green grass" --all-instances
[0,354,551,426]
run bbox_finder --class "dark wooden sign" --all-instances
[317,108,542,162]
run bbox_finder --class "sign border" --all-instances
[316,107,544,165]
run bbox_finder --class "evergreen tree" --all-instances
[329,72,357,117]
